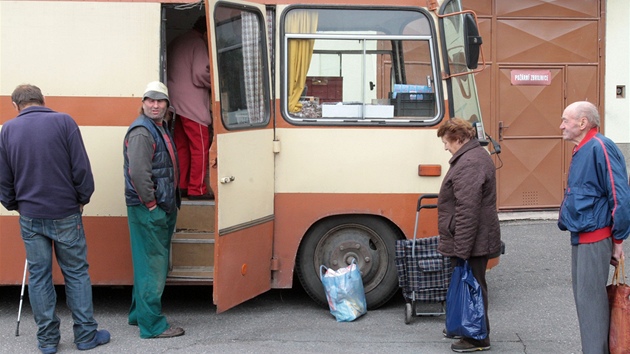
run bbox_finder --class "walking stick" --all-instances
[16,259,27,336]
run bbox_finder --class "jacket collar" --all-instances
[17,105,53,117]
[449,139,481,164]
[574,127,599,154]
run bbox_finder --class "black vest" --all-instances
[123,115,180,214]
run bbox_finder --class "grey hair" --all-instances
[572,101,600,127]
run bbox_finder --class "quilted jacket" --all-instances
[437,139,502,259]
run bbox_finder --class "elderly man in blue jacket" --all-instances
[558,101,630,354]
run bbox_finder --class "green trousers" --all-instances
[127,205,177,338]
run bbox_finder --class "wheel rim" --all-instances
[313,222,388,293]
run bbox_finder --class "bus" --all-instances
[0,0,496,313]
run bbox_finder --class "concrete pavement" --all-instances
[1,217,619,353]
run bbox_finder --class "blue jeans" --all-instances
[20,213,98,348]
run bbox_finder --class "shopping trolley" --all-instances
[395,194,453,324]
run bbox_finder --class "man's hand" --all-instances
[611,242,624,266]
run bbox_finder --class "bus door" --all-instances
[209,0,275,313]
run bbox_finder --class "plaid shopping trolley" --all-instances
[395,194,453,324]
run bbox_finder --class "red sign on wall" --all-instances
[511,70,552,86]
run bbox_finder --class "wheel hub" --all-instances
[315,224,387,292]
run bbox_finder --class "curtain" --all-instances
[286,10,318,113]
[242,12,265,123]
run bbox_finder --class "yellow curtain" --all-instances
[286,10,318,113]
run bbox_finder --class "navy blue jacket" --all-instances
[0,106,94,219]
[558,129,630,245]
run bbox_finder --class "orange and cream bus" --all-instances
[0,0,496,312]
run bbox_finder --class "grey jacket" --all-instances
[437,139,501,259]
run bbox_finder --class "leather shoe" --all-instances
[156,327,185,338]
[443,328,462,339]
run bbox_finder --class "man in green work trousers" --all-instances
[123,81,184,338]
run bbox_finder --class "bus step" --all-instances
[168,266,214,281]
[176,202,215,232]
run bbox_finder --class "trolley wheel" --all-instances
[404,302,413,324]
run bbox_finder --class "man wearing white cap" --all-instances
[123,81,184,339]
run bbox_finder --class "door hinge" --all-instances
[273,139,280,154]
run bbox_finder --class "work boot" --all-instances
[451,338,490,352]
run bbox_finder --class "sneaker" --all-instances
[155,326,185,338]
[451,338,491,352]
[77,330,111,351]
[38,344,57,354]
[443,328,462,339]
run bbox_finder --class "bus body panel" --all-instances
[271,192,440,288]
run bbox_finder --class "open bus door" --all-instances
[208,0,275,313]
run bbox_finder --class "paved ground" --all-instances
[0,218,620,353]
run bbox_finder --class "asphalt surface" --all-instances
[1,218,622,353]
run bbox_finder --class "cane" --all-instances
[16,259,27,336]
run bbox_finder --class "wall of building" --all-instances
[605,0,630,169]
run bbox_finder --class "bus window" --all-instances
[282,7,442,126]
[215,5,270,129]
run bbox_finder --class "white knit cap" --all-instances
[142,81,169,103]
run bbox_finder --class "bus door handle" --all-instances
[220,176,235,184]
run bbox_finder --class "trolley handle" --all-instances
[417,194,439,211]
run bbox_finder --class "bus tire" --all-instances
[296,215,400,310]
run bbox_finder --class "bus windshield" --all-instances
[441,0,484,126]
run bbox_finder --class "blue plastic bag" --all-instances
[320,261,367,322]
[445,260,488,340]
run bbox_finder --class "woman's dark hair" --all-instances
[436,118,476,143]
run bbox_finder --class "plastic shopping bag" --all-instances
[445,259,488,340]
[320,261,367,322]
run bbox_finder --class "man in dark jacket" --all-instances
[0,84,110,353]
[558,101,630,354]
[123,81,184,339]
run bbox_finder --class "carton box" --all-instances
[322,104,394,118]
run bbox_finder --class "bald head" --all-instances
[565,101,600,128]
[561,101,599,145]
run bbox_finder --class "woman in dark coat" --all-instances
[437,118,501,353]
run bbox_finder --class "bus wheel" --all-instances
[296,215,400,310]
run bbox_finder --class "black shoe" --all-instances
[443,328,462,339]
[188,192,213,200]
[451,339,490,352]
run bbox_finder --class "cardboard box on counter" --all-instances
[322,104,394,118]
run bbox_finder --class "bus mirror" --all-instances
[463,13,482,70]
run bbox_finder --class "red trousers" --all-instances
[174,115,210,196]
